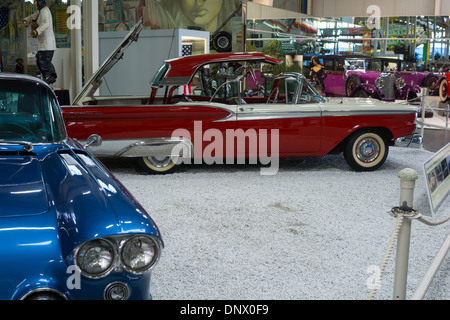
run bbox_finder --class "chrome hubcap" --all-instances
[356,138,380,163]
[146,156,173,168]
[218,36,229,48]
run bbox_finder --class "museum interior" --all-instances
[0,0,449,303]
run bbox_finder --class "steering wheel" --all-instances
[300,94,311,103]
[0,122,35,139]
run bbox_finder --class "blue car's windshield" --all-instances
[0,80,66,143]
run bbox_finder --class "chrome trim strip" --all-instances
[237,110,322,121]
[322,109,418,117]
[117,137,193,158]
[395,134,423,148]
[160,76,191,86]
[85,137,193,158]
[213,112,237,122]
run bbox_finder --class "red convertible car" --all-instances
[62,22,421,174]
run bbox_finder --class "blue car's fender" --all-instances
[39,141,161,257]
[0,141,162,300]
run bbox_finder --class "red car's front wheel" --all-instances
[136,156,181,174]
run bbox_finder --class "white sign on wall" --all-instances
[424,143,450,216]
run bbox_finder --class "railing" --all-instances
[416,88,450,132]
[368,168,450,300]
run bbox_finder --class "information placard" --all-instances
[424,143,450,216]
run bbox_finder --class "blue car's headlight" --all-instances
[120,235,160,273]
[76,239,116,278]
[70,235,162,279]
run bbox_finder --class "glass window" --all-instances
[150,64,169,86]
[299,79,324,103]
[0,80,66,143]
[368,60,382,72]
[285,78,300,104]
[323,59,334,71]
[336,58,345,71]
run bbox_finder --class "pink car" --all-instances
[318,55,422,103]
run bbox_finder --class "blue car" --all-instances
[0,74,163,300]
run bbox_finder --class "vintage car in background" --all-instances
[62,25,421,175]
[318,55,422,103]
[437,70,450,102]
[0,73,163,300]
[374,58,440,92]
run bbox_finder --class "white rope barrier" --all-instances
[416,119,450,131]
[368,207,450,300]
[368,168,450,300]
[367,212,404,300]
[417,97,450,131]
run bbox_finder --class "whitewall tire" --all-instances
[136,156,180,174]
[344,130,388,171]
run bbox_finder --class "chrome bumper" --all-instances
[395,133,423,148]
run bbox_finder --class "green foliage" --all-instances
[261,40,287,76]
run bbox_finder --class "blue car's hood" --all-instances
[0,158,49,217]
[1,143,161,257]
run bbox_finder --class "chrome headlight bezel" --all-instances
[120,235,161,274]
[375,74,388,89]
[395,77,406,89]
[75,238,117,279]
[71,234,162,279]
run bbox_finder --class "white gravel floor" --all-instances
[103,146,450,300]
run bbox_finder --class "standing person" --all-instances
[15,59,25,74]
[308,56,326,93]
[23,0,57,85]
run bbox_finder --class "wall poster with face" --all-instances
[100,0,241,34]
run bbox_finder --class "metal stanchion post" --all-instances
[393,168,418,300]
[446,103,449,128]
[420,88,427,148]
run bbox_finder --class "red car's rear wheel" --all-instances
[344,130,389,171]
